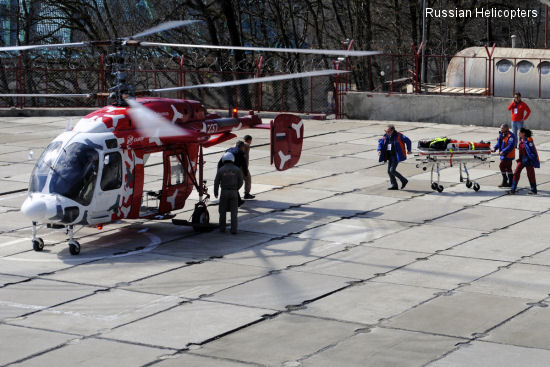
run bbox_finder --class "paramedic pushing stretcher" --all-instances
[509,128,539,195]
[492,124,516,188]
[377,124,412,190]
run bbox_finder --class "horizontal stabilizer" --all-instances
[203,132,237,148]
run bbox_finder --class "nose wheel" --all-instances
[32,237,44,252]
[67,225,81,255]
[31,222,45,252]
[69,240,81,255]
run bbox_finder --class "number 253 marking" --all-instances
[205,123,218,133]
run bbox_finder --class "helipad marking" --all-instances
[3,232,162,263]
[0,237,27,248]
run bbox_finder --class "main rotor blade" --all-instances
[129,20,201,39]
[126,98,203,140]
[140,41,381,57]
[149,69,349,93]
[0,93,93,97]
[0,42,88,52]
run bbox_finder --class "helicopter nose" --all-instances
[21,195,57,221]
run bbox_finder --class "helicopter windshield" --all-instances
[29,141,63,193]
[49,142,99,206]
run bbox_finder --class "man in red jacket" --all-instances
[508,92,530,147]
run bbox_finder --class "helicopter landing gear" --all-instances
[31,222,44,252]
[33,238,45,251]
[192,202,210,232]
[67,225,80,255]
[69,240,81,255]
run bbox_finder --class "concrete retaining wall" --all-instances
[344,92,550,130]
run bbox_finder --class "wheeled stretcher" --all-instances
[415,138,494,192]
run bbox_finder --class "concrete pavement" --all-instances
[1,115,550,366]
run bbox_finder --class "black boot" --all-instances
[529,183,538,195]
[507,173,514,187]
[498,173,508,188]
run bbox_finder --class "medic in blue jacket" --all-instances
[491,124,516,188]
[509,127,540,195]
[377,124,412,190]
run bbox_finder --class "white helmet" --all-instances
[222,152,235,163]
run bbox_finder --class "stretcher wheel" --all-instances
[473,183,480,192]
[465,180,473,188]
[431,182,438,190]
[437,185,444,192]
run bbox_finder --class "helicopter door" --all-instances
[88,151,124,224]
[139,152,165,216]
[158,151,189,213]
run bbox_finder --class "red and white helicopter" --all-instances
[0,21,379,255]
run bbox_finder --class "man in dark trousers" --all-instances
[243,135,255,199]
[377,124,412,190]
[218,141,249,206]
[508,92,530,147]
[214,152,243,234]
[509,128,540,195]
[492,123,516,188]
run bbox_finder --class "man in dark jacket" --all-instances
[243,135,255,199]
[377,124,412,190]
[218,141,249,206]
[214,152,244,234]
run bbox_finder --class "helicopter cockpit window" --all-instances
[29,141,62,193]
[169,155,185,186]
[50,142,99,206]
[100,152,122,191]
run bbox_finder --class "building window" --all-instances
[538,61,550,75]
[517,60,534,74]
[496,59,513,73]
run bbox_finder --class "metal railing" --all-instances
[3,47,550,118]
[0,54,336,115]
[358,45,550,100]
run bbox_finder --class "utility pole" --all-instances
[421,0,427,85]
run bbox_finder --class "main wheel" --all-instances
[473,183,480,192]
[69,240,80,255]
[466,180,473,188]
[431,182,438,190]
[192,205,210,232]
[32,237,44,252]
[437,184,444,192]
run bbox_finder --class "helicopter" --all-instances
[0,20,379,255]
